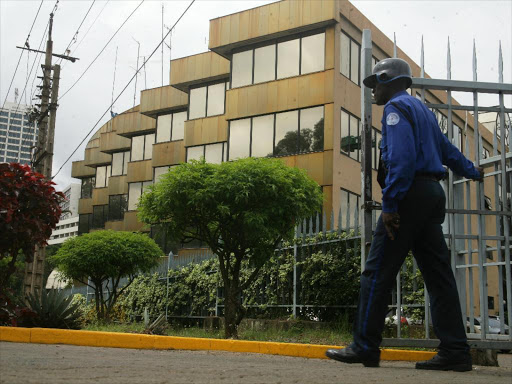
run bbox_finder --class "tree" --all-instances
[50,230,162,320]
[0,162,64,293]
[138,157,323,338]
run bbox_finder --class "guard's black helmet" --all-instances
[363,58,412,89]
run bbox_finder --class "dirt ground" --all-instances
[0,342,510,384]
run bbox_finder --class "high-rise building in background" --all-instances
[0,101,38,164]
[48,183,81,246]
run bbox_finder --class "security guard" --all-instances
[326,58,483,371]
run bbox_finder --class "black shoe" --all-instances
[325,347,380,368]
[415,354,472,372]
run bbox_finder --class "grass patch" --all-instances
[83,321,351,346]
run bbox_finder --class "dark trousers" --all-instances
[351,178,469,359]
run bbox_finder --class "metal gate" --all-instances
[360,29,512,350]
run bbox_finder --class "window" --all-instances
[156,111,187,143]
[188,82,228,120]
[228,106,324,160]
[153,165,175,182]
[6,151,18,157]
[340,31,360,85]
[277,39,300,79]
[0,118,8,123]
[340,109,361,161]
[340,189,360,228]
[108,194,128,221]
[254,45,276,83]
[131,133,155,161]
[20,153,30,160]
[81,177,95,198]
[187,142,226,164]
[300,33,325,75]
[128,181,152,211]
[92,205,108,229]
[488,296,495,310]
[9,126,21,132]
[95,165,111,188]
[111,151,130,176]
[8,132,20,138]
[251,115,274,158]
[22,134,33,140]
[482,147,490,159]
[232,50,253,88]
[7,145,18,151]
[231,32,326,88]
[228,118,251,160]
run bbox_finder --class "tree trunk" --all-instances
[223,282,243,338]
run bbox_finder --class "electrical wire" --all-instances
[58,0,145,102]
[1,0,44,109]
[56,0,96,65]
[16,22,50,152]
[52,0,197,179]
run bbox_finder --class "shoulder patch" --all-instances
[386,112,400,126]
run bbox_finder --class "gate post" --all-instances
[360,29,373,271]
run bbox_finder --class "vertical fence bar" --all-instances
[465,128,475,332]
[165,251,172,320]
[472,41,488,340]
[293,225,298,318]
[361,28,373,272]
[497,42,512,340]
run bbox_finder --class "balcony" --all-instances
[99,131,131,154]
[126,160,153,183]
[113,110,156,138]
[184,115,228,147]
[71,160,95,179]
[225,69,334,120]
[140,85,188,117]
[170,52,230,93]
[84,146,112,168]
[152,141,186,168]
[209,0,336,58]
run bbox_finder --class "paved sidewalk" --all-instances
[1,342,510,384]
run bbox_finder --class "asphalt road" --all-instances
[0,342,510,384]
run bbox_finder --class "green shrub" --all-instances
[25,289,82,329]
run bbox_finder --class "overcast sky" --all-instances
[1,0,511,191]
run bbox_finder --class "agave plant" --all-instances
[25,289,81,329]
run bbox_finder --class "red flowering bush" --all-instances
[0,162,64,290]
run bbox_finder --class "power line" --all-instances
[72,0,111,55]
[52,0,197,179]
[1,0,44,109]
[58,0,145,102]
[57,0,96,65]
[17,22,50,151]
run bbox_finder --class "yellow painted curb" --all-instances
[0,326,435,362]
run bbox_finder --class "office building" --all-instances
[0,101,38,164]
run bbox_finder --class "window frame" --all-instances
[187,80,229,121]
[230,29,327,89]
[130,133,155,162]
[227,105,325,161]
[340,188,361,229]
[186,142,227,164]
[340,108,362,161]
[340,30,361,86]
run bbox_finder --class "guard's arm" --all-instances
[439,132,481,180]
[382,105,416,213]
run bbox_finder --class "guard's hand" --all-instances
[382,212,400,240]
[475,166,484,182]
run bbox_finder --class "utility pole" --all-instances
[18,12,77,297]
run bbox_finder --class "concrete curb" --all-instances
[0,326,435,361]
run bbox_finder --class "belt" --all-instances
[415,172,446,181]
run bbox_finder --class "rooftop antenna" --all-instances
[161,3,164,86]
[110,46,118,117]
[133,37,140,107]
[393,32,397,58]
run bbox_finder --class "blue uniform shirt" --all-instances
[380,91,481,213]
